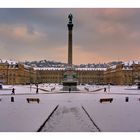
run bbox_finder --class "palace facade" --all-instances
[104,61,140,85]
[0,60,36,85]
[35,67,105,84]
[0,60,140,85]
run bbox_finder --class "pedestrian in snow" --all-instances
[36,87,39,93]
[36,84,39,94]
[104,87,107,93]
[11,88,15,94]
[69,88,71,93]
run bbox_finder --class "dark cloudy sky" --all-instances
[0,8,140,64]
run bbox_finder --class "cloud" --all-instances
[0,24,45,43]
[13,26,41,40]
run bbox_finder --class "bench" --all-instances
[84,87,89,92]
[51,87,55,91]
[99,98,113,103]
[26,98,40,103]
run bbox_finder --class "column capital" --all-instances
[67,23,73,30]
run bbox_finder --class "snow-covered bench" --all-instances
[84,87,89,91]
[51,87,55,91]
[99,98,113,103]
[26,98,40,103]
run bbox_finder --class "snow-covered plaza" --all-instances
[0,84,140,132]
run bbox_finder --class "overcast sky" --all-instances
[0,8,140,64]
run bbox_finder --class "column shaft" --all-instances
[68,29,72,66]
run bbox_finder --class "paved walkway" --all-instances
[40,102,99,132]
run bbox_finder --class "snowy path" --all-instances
[40,102,100,132]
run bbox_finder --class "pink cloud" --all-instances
[13,26,42,41]
[0,24,43,43]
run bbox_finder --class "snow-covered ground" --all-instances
[0,97,58,132]
[0,84,140,132]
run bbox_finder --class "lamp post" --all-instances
[131,65,134,85]
[6,63,9,85]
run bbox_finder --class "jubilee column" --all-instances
[67,13,73,66]
[62,14,77,91]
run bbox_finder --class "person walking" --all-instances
[11,88,15,94]
[36,84,39,94]
[69,88,71,93]
[104,87,107,93]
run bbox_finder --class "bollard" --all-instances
[11,97,14,102]
[125,97,129,102]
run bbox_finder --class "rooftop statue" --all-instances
[68,13,73,23]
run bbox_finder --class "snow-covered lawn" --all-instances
[0,94,58,132]
[0,84,140,132]
[83,94,140,132]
